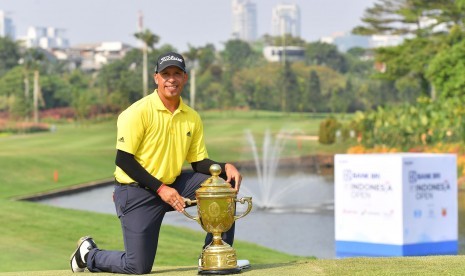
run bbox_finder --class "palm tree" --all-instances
[134,29,159,97]
[21,48,46,123]
[183,45,200,109]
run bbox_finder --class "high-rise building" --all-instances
[22,26,69,49]
[0,10,15,39]
[231,0,257,42]
[271,4,300,37]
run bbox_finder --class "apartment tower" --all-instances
[271,4,301,37]
[231,0,257,42]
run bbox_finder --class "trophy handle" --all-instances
[182,198,199,222]
[234,197,252,221]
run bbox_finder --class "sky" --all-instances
[0,0,377,51]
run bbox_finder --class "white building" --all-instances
[263,46,305,63]
[271,4,300,37]
[72,41,132,71]
[0,10,15,39]
[320,32,370,52]
[22,26,69,49]
[231,0,257,42]
[321,32,403,51]
[369,34,404,48]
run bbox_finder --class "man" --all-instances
[70,52,249,274]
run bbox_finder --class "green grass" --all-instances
[0,110,351,199]
[0,199,302,273]
[1,110,464,275]
[0,122,116,199]
[1,256,465,275]
[1,110,339,273]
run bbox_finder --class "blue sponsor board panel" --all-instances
[336,240,458,257]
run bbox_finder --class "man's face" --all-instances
[154,66,188,100]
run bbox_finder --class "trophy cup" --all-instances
[182,164,252,274]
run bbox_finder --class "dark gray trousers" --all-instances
[86,171,235,274]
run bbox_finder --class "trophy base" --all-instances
[198,242,241,275]
[198,267,241,275]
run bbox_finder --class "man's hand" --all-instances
[158,185,185,212]
[225,163,242,191]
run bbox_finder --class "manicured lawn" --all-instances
[0,110,351,199]
[1,256,465,275]
[0,121,116,199]
[0,199,304,272]
[1,110,342,272]
[1,110,463,274]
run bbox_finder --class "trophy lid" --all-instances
[197,164,236,194]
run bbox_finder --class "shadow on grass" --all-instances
[243,261,303,271]
[149,262,303,274]
[151,266,197,274]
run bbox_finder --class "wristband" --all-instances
[157,184,166,194]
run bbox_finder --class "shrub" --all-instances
[0,121,50,134]
[318,117,340,144]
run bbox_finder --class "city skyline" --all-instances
[0,0,377,51]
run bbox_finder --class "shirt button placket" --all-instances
[169,114,175,135]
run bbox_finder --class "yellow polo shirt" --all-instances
[114,90,208,184]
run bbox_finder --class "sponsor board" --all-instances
[335,153,457,257]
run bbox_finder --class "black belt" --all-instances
[114,181,151,191]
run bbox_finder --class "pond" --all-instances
[36,172,465,259]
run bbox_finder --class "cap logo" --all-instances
[160,55,183,65]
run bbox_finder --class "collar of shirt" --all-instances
[152,89,187,113]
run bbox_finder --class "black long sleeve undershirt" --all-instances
[115,150,226,191]
[191,158,226,175]
[115,150,163,191]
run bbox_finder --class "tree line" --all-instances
[350,0,465,149]
[3,0,465,123]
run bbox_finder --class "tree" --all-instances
[221,39,257,73]
[394,74,424,104]
[221,39,258,107]
[279,61,299,112]
[21,48,47,123]
[302,70,322,113]
[232,64,280,111]
[293,63,346,100]
[0,36,20,78]
[134,29,159,97]
[40,74,72,108]
[183,44,217,109]
[0,67,25,118]
[261,34,306,47]
[305,42,348,73]
[345,47,374,76]
[96,45,176,109]
[374,36,443,99]
[330,86,350,113]
[352,0,465,100]
[427,32,465,98]
[198,44,217,74]
[352,0,462,38]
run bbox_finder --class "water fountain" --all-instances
[238,129,334,213]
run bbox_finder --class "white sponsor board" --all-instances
[335,153,457,257]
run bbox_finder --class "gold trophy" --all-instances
[183,164,252,274]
